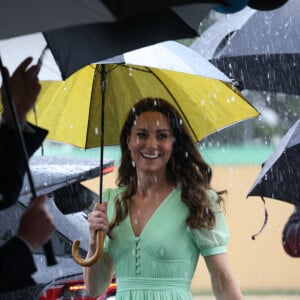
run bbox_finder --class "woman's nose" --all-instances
[146,135,157,147]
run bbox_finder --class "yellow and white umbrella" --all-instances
[28,41,259,149]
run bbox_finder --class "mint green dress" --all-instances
[103,186,229,300]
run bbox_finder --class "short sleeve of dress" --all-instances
[189,189,229,257]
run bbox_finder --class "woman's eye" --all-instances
[137,132,147,138]
[157,133,168,140]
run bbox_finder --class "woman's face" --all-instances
[127,111,174,175]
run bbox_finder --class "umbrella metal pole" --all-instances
[99,64,107,204]
[71,65,106,267]
[0,56,57,266]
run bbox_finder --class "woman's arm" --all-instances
[83,202,114,297]
[204,253,243,300]
[83,252,114,297]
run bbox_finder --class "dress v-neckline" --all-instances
[129,187,177,238]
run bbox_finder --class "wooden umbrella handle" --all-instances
[72,231,104,267]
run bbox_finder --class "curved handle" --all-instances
[72,231,103,267]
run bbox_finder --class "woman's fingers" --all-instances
[88,203,109,233]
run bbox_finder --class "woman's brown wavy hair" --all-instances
[107,98,224,237]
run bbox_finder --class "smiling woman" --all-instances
[83,97,243,300]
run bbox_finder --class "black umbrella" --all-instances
[1,0,289,40]
[1,1,292,81]
[248,119,300,205]
[0,9,204,83]
[191,0,300,95]
[246,119,300,239]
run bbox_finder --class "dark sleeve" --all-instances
[0,123,48,209]
[0,236,36,292]
[282,206,300,257]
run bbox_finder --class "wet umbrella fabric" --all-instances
[3,0,284,40]
[27,41,259,149]
[0,10,199,84]
[0,0,116,40]
[247,119,300,206]
[191,0,300,95]
[0,0,222,40]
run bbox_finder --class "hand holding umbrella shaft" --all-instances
[72,203,107,266]
[18,195,55,250]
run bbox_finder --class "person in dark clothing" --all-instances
[0,57,55,292]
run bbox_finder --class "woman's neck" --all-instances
[135,171,172,197]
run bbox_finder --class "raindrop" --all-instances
[156,119,160,126]
[154,99,157,106]
[185,152,189,158]
[128,67,133,77]
[95,127,99,135]
[69,124,73,129]
[160,249,164,256]
[179,119,183,125]
[134,218,138,225]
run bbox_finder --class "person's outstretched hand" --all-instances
[17,195,55,250]
[1,57,41,122]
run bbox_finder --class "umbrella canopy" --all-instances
[0,2,292,82]
[0,0,116,40]
[247,119,300,206]
[27,41,259,149]
[2,0,287,40]
[0,9,201,83]
[0,155,114,282]
[191,0,300,95]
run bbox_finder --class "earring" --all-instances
[131,160,136,168]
